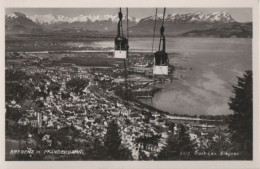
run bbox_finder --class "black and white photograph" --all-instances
[2,0,259,168]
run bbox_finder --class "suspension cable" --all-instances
[162,7,166,27]
[151,8,157,54]
[125,8,130,112]
[159,7,166,51]
[146,8,158,108]
[127,8,129,39]
[119,8,124,37]
[127,8,131,97]
[151,8,166,106]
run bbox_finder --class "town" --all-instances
[6,51,233,160]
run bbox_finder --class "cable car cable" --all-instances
[125,8,130,112]
[114,7,130,113]
[150,8,159,106]
[119,8,124,38]
[127,8,129,39]
[126,7,130,83]
[158,7,166,52]
[150,8,167,105]
[154,7,168,75]
[151,8,157,54]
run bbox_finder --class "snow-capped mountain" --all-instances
[204,11,235,23]
[6,12,43,34]
[139,11,236,24]
[5,11,247,37]
[132,11,237,36]
[7,12,25,19]
[6,11,235,26]
[5,12,140,32]
[6,12,40,28]
[28,14,140,25]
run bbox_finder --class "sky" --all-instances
[5,8,252,22]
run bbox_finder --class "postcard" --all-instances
[1,0,259,169]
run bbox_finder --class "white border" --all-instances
[0,0,259,169]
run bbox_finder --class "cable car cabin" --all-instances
[114,37,128,59]
[153,50,168,75]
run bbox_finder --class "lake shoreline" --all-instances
[6,37,252,116]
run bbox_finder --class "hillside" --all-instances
[181,22,252,38]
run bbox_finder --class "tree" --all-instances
[88,138,106,160]
[6,107,23,121]
[228,70,253,159]
[157,133,179,160]
[104,120,122,159]
[157,124,194,160]
[66,78,89,95]
[178,125,194,152]
[168,122,175,132]
[82,138,105,160]
[103,120,133,160]
[48,82,61,94]
[206,132,233,160]
[5,69,29,81]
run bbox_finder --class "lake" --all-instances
[84,37,252,115]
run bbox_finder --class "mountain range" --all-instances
[5,11,252,38]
